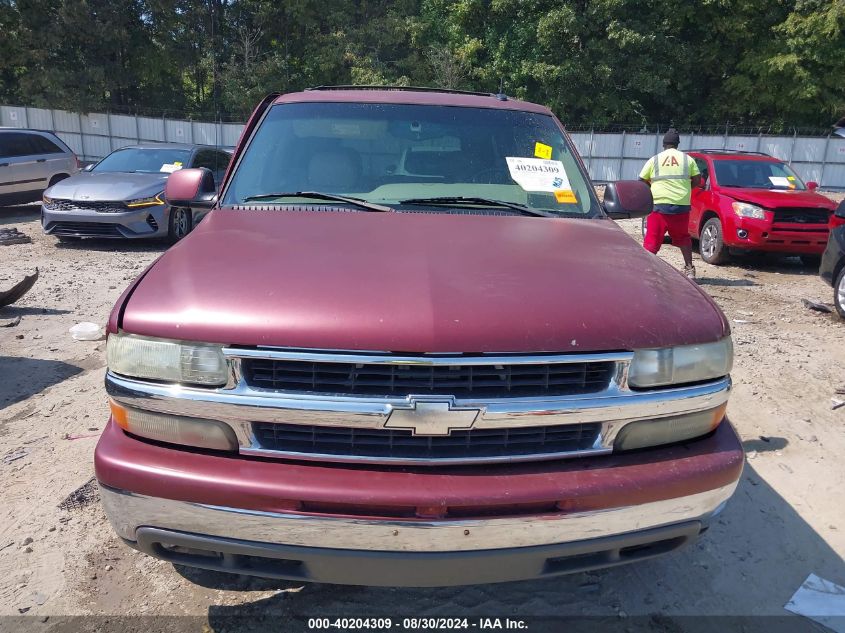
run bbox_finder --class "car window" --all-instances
[694,158,709,184]
[93,147,192,173]
[223,102,601,217]
[712,159,806,191]
[0,132,38,158]
[29,134,63,155]
[192,150,218,171]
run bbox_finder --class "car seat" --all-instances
[306,147,363,193]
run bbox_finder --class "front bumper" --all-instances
[41,203,169,238]
[95,419,743,586]
[723,216,828,254]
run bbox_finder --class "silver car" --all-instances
[41,143,230,242]
[0,128,79,206]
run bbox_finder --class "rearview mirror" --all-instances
[806,181,819,191]
[603,180,653,219]
[835,200,845,219]
[165,168,217,209]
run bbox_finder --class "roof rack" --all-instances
[306,85,498,98]
[692,149,772,157]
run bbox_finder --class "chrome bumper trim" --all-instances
[100,483,737,553]
[106,371,730,463]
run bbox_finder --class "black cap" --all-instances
[663,129,680,146]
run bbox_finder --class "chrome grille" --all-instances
[46,221,123,237]
[772,207,830,225]
[253,421,601,461]
[45,199,128,213]
[242,358,616,398]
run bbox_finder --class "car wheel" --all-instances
[800,255,821,269]
[699,218,729,265]
[167,207,193,244]
[835,267,845,319]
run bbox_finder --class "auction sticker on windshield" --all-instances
[506,157,575,202]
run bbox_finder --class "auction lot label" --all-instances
[307,617,527,630]
[505,157,572,197]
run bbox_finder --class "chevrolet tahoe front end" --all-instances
[95,88,743,587]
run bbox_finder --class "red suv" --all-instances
[682,150,837,265]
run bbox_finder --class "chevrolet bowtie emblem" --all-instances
[385,399,480,436]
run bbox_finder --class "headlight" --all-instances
[107,333,228,386]
[42,195,53,205]
[732,202,766,219]
[126,192,165,208]
[628,337,733,388]
[614,404,727,451]
[110,400,238,451]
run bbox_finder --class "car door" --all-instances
[0,132,48,200]
[31,133,73,184]
[689,157,712,237]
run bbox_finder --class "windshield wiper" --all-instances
[241,191,392,212]
[399,196,555,218]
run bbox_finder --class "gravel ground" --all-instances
[1,199,844,631]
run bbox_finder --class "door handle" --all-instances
[36,158,46,163]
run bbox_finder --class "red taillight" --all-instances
[74,155,80,170]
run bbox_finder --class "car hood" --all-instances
[45,171,168,202]
[120,209,728,352]
[719,187,836,210]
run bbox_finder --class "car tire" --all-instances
[800,255,821,269]
[167,207,193,244]
[835,267,845,319]
[699,218,729,265]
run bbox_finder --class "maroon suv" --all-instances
[95,88,742,587]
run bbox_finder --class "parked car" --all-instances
[685,150,836,266]
[0,128,79,206]
[96,87,742,587]
[41,143,231,242]
[820,200,845,318]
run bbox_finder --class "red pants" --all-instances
[644,211,692,253]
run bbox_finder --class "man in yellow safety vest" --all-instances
[639,129,702,280]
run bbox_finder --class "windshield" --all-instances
[712,159,806,191]
[93,148,192,174]
[222,103,600,217]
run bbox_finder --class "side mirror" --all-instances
[604,180,653,219]
[835,200,845,219]
[83,163,95,172]
[806,181,819,191]
[165,168,217,209]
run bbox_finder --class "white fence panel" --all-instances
[52,109,81,134]
[80,112,109,136]
[591,134,623,158]
[111,137,137,152]
[137,117,165,142]
[56,132,82,155]
[165,119,192,143]
[792,137,826,163]
[623,134,658,159]
[82,135,111,160]
[109,114,137,140]
[26,107,53,130]
[191,121,219,145]
[0,105,28,127]
[825,137,845,163]
[759,137,792,161]
[222,123,243,147]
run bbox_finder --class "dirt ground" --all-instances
[1,198,844,631]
